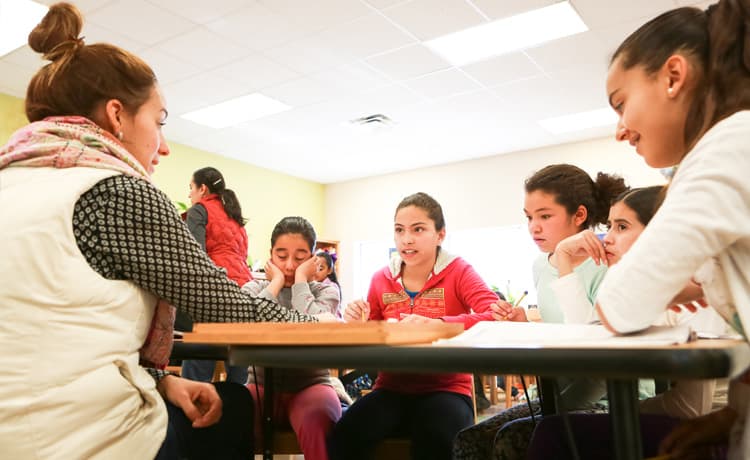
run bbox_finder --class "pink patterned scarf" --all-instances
[0,116,175,369]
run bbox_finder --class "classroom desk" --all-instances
[219,339,750,460]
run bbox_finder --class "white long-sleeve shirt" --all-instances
[596,110,750,459]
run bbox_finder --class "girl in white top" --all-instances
[593,2,750,458]
[554,186,723,419]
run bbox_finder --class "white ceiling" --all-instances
[0,0,711,183]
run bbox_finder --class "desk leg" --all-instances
[263,368,274,460]
[607,379,642,460]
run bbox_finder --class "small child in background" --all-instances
[314,250,341,305]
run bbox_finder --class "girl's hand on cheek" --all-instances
[295,256,318,283]
[556,230,607,265]
[264,260,283,282]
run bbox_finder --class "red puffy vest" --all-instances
[199,194,252,286]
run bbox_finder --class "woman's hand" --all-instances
[555,230,607,276]
[344,299,370,322]
[490,300,527,322]
[669,298,709,314]
[658,406,735,459]
[295,256,319,284]
[157,375,222,428]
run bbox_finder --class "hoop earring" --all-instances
[117,131,123,141]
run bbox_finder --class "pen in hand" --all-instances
[513,290,528,308]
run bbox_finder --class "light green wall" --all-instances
[154,144,325,265]
[0,92,326,266]
[0,93,27,143]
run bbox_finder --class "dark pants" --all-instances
[156,381,254,460]
[329,388,474,460]
[527,413,687,460]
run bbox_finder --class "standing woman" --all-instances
[181,166,252,384]
[0,3,320,459]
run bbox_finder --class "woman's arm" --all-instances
[598,116,750,333]
[73,176,315,324]
[184,204,208,250]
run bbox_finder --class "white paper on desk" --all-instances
[433,322,693,348]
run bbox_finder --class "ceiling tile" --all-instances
[86,0,196,46]
[363,0,410,9]
[139,48,199,85]
[2,46,45,71]
[158,28,250,71]
[213,53,300,92]
[312,62,393,97]
[404,68,483,100]
[162,73,247,115]
[382,0,487,40]
[471,0,559,19]
[461,52,541,87]
[82,22,148,53]
[571,0,676,29]
[260,0,372,33]
[365,44,450,81]
[262,77,338,108]
[0,60,37,97]
[525,30,608,74]
[205,3,317,52]
[264,36,349,75]
[149,0,247,24]
[316,13,416,61]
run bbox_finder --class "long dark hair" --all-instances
[271,217,316,252]
[315,250,340,287]
[612,185,665,226]
[395,192,445,231]
[525,164,628,230]
[611,1,750,153]
[193,167,246,226]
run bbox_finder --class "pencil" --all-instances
[513,290,528,308]
[361,308,366,322]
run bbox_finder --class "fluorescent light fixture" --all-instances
[181,93,291,129]
[0,0,48,57]
[424,1,587,67]
[538,108,617,134]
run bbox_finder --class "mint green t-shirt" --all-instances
[533,253,608,324]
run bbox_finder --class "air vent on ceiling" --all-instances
[349,113,393,126]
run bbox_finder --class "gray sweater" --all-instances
[241,280,341,392]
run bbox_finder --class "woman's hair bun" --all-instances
[28,2,84,60]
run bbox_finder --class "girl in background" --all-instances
[453,164,628,460]
[181,166,252,384]
[314,250,341,304]
[332,192,499,460]
[592,2,750,458]
[242,216,342,460]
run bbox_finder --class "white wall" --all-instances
[325,135,666,304]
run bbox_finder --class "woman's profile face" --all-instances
[119,85,170,176]
[606,57,690,168]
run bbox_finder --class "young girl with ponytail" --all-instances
[593,1,750,458]
[182,166,253,384]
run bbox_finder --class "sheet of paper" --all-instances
[433,321,692,348]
